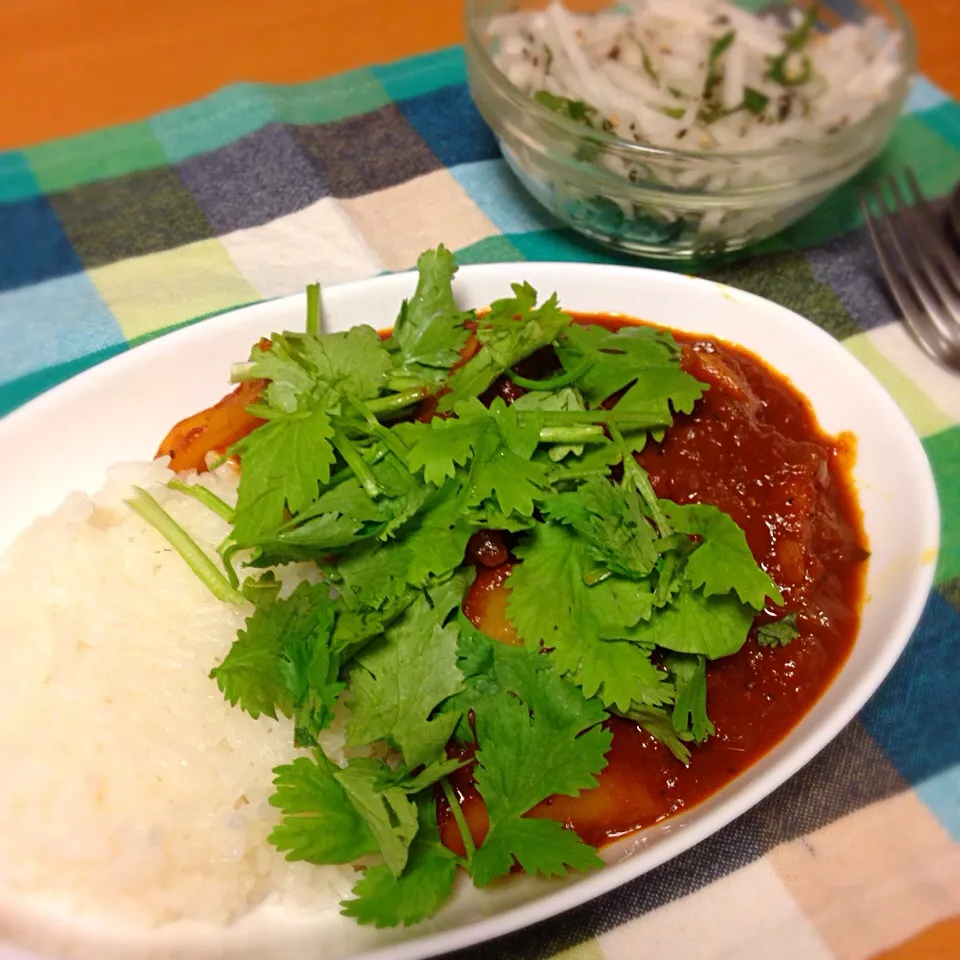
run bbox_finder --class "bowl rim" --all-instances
[464,0,918,164]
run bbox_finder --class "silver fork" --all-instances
[860,167,960,372]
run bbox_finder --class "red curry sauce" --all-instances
[437,314,868,855]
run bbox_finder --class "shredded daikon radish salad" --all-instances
[489,0,904,153]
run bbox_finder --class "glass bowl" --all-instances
[464,0,917,259]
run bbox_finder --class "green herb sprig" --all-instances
[133,245,794,929]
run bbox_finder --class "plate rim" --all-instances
[0,261,941,960]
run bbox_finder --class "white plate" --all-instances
[0,264,940,960]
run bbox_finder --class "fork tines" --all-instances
[860,167,960,372]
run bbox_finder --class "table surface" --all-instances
[1,1,957,958]
[1,0,959,149]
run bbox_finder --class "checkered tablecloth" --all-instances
[0,43,958,960]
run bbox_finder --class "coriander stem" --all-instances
[229,361,257,383]
[125,487,246,606]
[655,552,679,606]
[386,372,429,391]
[371,423,412,464]
[280,443,389,532]
[538,425,606,444]
[344,392,382,432]
[530,410,669,428]
[634,465,672,537]
[344,413,412,467]
[365,386,430,416]
[332,429,383,499]
[306,282,322,336]
[507,357,594,391]
[326,443,388,488]
[440,776,476,864]
[547,465,613,480]
[167,478,235,523]
[609,422,672,537]
[344,393,421,469]
[218,539,243,589]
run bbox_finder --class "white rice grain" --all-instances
[0,461,354,933]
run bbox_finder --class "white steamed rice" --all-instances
[0,460,356,936]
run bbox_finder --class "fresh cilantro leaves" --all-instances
[665,653,714,743]
[347,587,465,769]
[268,751,379,865]
[757,612,800,647]
[270,750,428,878]
[341,797,459,927]
[337,616,614,924]
[506,523,664,707]
[555,322,705,415]
[230,408,336,545]
[241,325,392,415]
[454,611,610,732]
[334,758,421,876]
[662,502,783,608]
[534,90,598,126]
[393,245,474,378]
[620,703,694,764]
[398,397,550,521]
[451,618,610,886]
[508,480,775,703]
[614,581,756,659]
[575,638,674,714]
[472,702,606,886]
[513,385,587,460]
[401,416,485,486]
[439,283,571,410]
[150,247,798,933]
[543,475,659,580]
[210,581,341,744]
